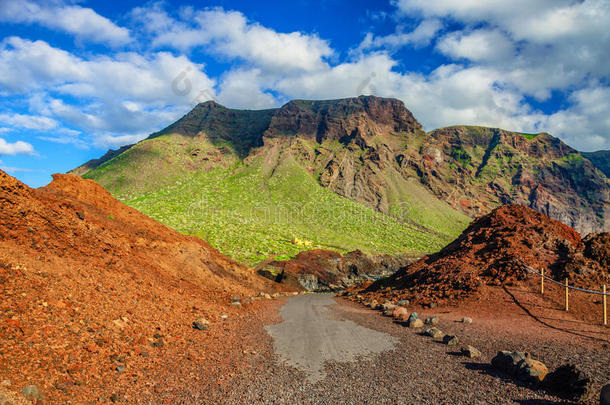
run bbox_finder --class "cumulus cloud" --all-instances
[0,1,608,153]
[0,138,34,155]
[436,29,514,62]
[0,37,217,147]
[358,19,443,51]
[131,6,334,73]
[0,112,58,130]
[0,0,131,46]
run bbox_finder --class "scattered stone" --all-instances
[231,295,241,303]
[424,316,439,325]
[355,294,363,300]
[264,294,272,299]
[443,335,459,346]
[116,366,126,373]
[220,314,228,320]
[150,339,164,348]
[462,317,473,324]
[110,393,122,403]
[517,359,548,384]
[367,300,379,309]
[383,309,395,317]
[491,351,531,377]
[0,380,10,387]
[396,299,410,307]
[258,292,265,297]
[462,345,481,358]
[544,364,595,402]
[231,302,242,308]
[22,385,42,401]
[110,354,125,364]
[392,307,410,321]
[75,211,85,220]
[426,302,438,309]
[600,383,610,405]
[406,312,423,328]
[424,327,444,339]
[272,293,280,298]
[192,319,209,330]
[381,301,396,312]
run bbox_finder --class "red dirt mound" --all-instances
[0,171,288,402]
[364,205,609,305]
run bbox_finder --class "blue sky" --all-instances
[0,0,609,187]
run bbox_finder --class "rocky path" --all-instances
[208,291,608,404]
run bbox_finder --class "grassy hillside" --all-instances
[84,133,467,264]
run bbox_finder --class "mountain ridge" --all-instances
[72,96,609,261]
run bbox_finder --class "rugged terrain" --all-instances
[257,249,416,291]
[73,96,609,264]
[0,169,289,402]
[362,204,609,312]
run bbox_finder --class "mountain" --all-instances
[73,96,609,262]
[0,169,285,401]
[582,150,610,177]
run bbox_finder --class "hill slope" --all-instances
[74,96,609,262]
[363,204,609,305]
[0,169,287,401]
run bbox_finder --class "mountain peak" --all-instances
[194,100,226,110]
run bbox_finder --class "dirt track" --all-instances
[265,294,398,383]
[209,288,609,404]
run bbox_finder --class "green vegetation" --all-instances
[84,133,467,264]
[450,147,472,166]
[517,132,539,140]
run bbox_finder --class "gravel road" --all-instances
[265,294,398,383]
[208,292,608,404]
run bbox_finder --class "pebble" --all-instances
[462,317,473,324]
[220,315,228,320]
[231,302,242,308]
[116,366,126,373]
[424,316,438,325]
[462,345,481,358]
[424,327,445,339]
[193,318,210,330]
[406,313,423,328]
[396,300,410,306]
[22,385,42,401]
[443,335,459,346]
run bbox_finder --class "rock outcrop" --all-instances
[257,249,415,291]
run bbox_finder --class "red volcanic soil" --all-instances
[0,170,290,403]
[363,205,609,320]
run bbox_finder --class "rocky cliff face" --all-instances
[403,126,609,234]
[73,96,609,235]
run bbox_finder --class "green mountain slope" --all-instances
[84,131,464,263]
[76,96,608,263]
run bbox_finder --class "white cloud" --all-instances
[132,6,334,73]
[0,0,131,46]
[94,133,149,149]
[358,19,443,52]
[0,2,608,154]
[217,69,279,110]
[0,138,34,155]
[0,112,58,130]
[436,29,514,62]
[0,37,216,104]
